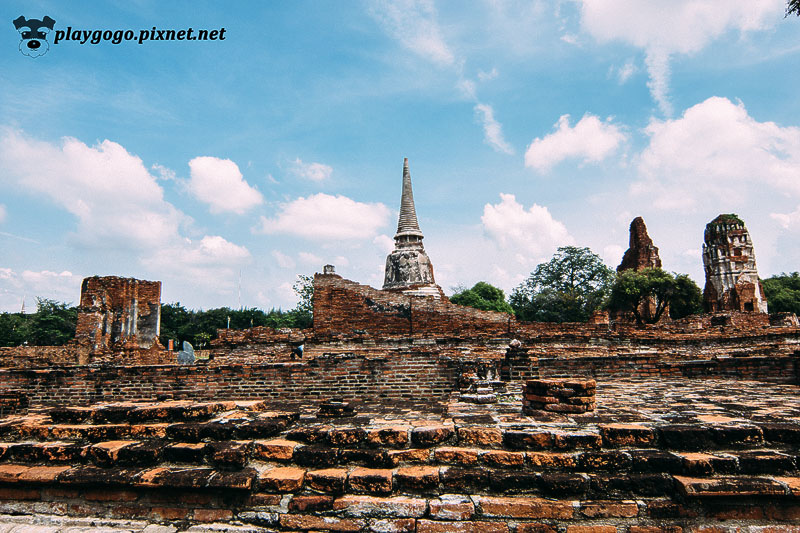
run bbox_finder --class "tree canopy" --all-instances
[0,298,78,347]
[607,268,676,325]
[788,0,799,16]
[510,246,614,322]
[762,272,800,315]
[669,274,703,319]
[450,281,514,314]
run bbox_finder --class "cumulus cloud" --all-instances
[0,130,254,306]
[578,0,784,115]
[475,104,515,155]
[369,0,455,66]
[525,114,625,172]
[0,268,83,311]
[298,252,323,265]
[257,193,392,240]
[481,193,573,261]
[0,129,183,250]
[633,97,800,210]
[290,158,333,182]
[615,59,637,84]
[188,156,263,214]
[272,250,296,269]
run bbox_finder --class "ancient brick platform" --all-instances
[0,378,798,532]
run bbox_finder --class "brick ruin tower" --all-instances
[74,276,163,355]
[702,214,768,313]
[618,216,662,272]
[383,158,443,298]
[617,216,665,322]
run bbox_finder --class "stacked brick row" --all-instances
[0,400,799,530]
[524,379,596,414]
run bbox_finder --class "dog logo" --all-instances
[13,15,56,58]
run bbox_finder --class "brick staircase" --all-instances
[0,398,798,532]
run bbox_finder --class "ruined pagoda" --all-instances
[383,158,443,298]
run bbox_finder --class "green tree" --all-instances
[510,246,614,322]
[0,312,31,347]
[788,0,799,16]
[669,274,703,319]
[27,298,78,346]
[450,281,514,314]
[291,274,314,328]
[608,268,676,325]
[763,272,800,315]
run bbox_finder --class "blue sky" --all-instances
[1,0,799,312]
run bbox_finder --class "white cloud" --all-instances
[579,0,784,115]
[0,204,5,224]
[272,250,296,269]
[633,97,800,210]
[525,114,625,172]
[474,104,515,155]
[298,252,323,265]
[0,268,83,311]
[0,130,254,308]
[369,0,455,66]
[477,68,498,81]
[188,156,263,214]
[0,128,183,250]
[616,59,637,84]
[257,193,391,240]
[152,163,176,181]
[373,234,395,255]
[602,244,624,268]
[290,158,333,182]
[481,193,573,261]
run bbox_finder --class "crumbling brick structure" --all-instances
[617,216,667,322]
[702,214,768,313]
[74,276,164,359]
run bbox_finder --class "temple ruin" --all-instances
[383,158,443,298]
[0,182,798,531]
[702,214,768,314]
[616,216,666,323]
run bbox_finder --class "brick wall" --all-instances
[0,350,458,407]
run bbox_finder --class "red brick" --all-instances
[395,466,439,491]
[349,467,393,494]
[333,495,427,517]
[259,466,305,492]
[306,468,348,493]
[481,450,525,467]
[567,527,617,533]
[628,527,683,533]
[279,514,365,531]
[388,448,431,465]
[84,489,138,502]
[252,438,298,461]
[458,427,503,446]
[517,525,557,533]
[0,487,40,500]
[580,500,639,518]
[475,496,575,519]
[434,447,480,465]
[429,495,474,520]
[289,494,335,513]
[366,426,410,448]
[150,507,190,520]
[193,508,233,522]
[417,520,509,532]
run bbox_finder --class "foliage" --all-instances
[607,268,677,325]
[510,246,614,322]
[292,274,314,327]
[669,274,703,319]
[450,281,514,314]
[762,272,800,315]
[158,303,311,348]
[788,0,800,16]
[0,298,78,347]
